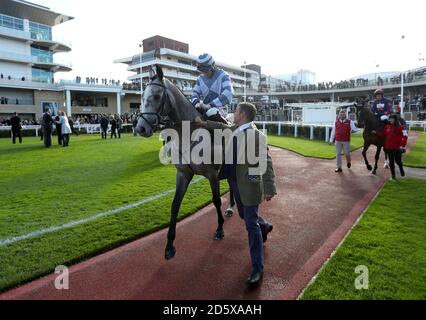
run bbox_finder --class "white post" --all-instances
[278,122,282,136]
[116,92,121,115]
[139,42,144,112]
[325,127,330,142]
[294,124,298,138]
[243,61,247,102]
[66,90,71,117]
[310,126,314,140]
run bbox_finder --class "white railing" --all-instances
[0,25,30,40]
[0,124,135,137]
[255,121,335,142]
[406,121,426,131]
[0,50,32,63]
[0,125,41,136]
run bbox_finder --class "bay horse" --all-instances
[355,103,388,174]
[136,65,234,260]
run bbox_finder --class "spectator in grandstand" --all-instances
[373,114,407,180]
[192,53,232,124]
[10,112,22,144]
[329,110,360,173]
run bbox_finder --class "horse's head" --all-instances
[136,65,171,137]
[354,102,368,129]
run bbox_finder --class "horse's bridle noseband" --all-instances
[138,81,172,131]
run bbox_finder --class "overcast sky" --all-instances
[37,0,426,83]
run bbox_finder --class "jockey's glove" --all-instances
[195,102,210,113]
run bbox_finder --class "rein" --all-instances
[138,82,174,130]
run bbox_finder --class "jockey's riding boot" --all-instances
[207,112,229,124]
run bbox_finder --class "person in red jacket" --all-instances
[330,110,360,172]
[373,114,408,180]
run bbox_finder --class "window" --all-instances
[31,46,53,63]
[0,14,24,31]
[29,21,52,41]
[32,67,54,83]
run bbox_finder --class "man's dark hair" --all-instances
[238,102,257,122]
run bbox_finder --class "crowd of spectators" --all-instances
[0,117,39,126]
[122,82,141,91]
[0,112,140,127]
[1,73,26,82]
[271,68,426,93]
[75,76,121,86]
[69,112,139,126]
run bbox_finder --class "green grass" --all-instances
[405,132,426,168]
[301,178,426,300]
[0,134,229,292]
[267,133,364,159]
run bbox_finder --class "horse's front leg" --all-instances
[226,178,235,217]
[208,174,225,240]
[372,145,382,175]
[362,144,372,171]
[165,170,193,260]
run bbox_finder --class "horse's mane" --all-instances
[163,78,200,122]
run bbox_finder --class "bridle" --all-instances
[138,81,172,131]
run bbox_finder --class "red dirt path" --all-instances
[1,134,417,300]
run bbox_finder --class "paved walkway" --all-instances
[0,134,420,300]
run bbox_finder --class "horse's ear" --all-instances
[149,66,156,80]
[156,64,164,81]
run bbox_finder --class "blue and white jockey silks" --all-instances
[191,69,233,109]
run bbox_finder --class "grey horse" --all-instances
[136,65,234,260]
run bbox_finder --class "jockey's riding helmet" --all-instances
[197,53,216,73]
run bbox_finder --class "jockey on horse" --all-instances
[371,88,393,131]
[192,53,233,124]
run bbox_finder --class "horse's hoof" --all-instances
[371,170,377,175]
[165,246,176,260]
[367,165,373,171]
[214,230,224,240]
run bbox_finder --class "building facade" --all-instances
[114,35,261,101]
[0,0,127,120]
